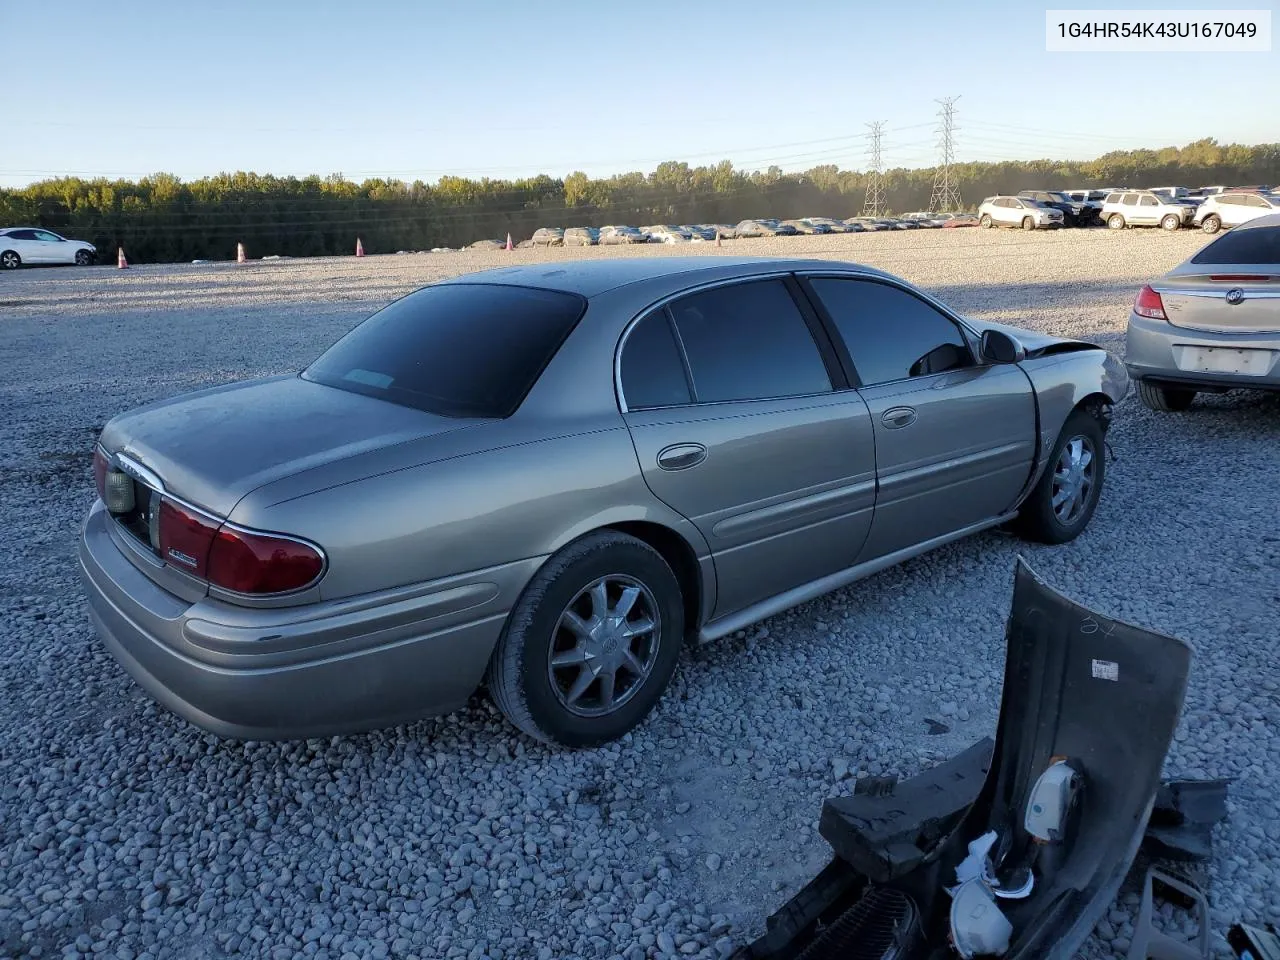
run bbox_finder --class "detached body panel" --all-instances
[736,559,1193,960]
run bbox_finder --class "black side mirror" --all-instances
[980,329,1026,364]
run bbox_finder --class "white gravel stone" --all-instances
[2,231,1275,959]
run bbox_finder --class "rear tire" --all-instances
[1201,215,1221,234]
[1161,214,1181,231]
[1015,409,1106,545]
[1108,214,1126,230]
[0,250,19,269]
[980,214,993,229]
[486,531,685,747]
[1022,217,1036,231]
[1137,380,1196,412]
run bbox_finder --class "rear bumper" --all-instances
[1125,312,1280,390]
[79,503,534,739]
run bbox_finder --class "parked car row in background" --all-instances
[470,214,984,250]
[486,183,1274,250]
[973,183,1279,233]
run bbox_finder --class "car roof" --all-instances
[436,256,894,298]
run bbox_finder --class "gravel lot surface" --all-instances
[2,229,1277,960]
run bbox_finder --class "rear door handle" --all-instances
[657,443,707,471]
[882,406,917,429]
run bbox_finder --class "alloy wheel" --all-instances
[1051,436,1096,525]
[547,575,661,718]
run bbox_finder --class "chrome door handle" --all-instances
[657,443,707,471]
[882,407,917,429]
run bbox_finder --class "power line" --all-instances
[929,96,963,212]
[863,122,886,217]
[0,124,940,184]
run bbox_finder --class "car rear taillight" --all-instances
[93,447,107,501]
[156,497,325,595]
[158,499,219,578]
[1134,285,1167,320]
[207,527,325,595]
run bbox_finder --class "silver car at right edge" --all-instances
[1127,212,1280,411]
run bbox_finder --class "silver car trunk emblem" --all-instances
[1226,288,1245,305]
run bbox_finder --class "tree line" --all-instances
[2,138,1276,264]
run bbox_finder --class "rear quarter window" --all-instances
[303,283,587,418]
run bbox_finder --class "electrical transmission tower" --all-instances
[862,121,886,217]
[929,96,963,212]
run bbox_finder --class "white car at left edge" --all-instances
[0,227,97,268]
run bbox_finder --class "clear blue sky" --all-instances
[2,0,1276,188]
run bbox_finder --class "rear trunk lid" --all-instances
[1154,271,1280,333]
[99,374,485,518]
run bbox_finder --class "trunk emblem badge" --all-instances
[1226,288,1245,305]
[167,548,199,569]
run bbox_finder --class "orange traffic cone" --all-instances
[505,233,513,252]
[117,247,129,269]
[236,242,246,264]
[355,237,364,257]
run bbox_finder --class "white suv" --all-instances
[977,196,1064,230]
[1193,191,1280,234]
[1100,191,1194,231]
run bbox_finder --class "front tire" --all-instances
[1015,409,1107,545]
[75,250,95,265]
[980,214,993,228]
[1161,214,1181,231]
[1108,214,1126,230]
[1137,380,1196,412]
[0,250,20,269]
[1022,217,1036,231]
[486,531,685,747]
[1201,215,1221,234]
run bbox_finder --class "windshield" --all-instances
[303,283,587,418]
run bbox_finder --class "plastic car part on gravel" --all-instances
[1142,779,1230,862]
[1227,922,1280,959]
[1124,868,1210,960]
[734,557,1194,960]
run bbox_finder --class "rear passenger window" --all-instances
[667,279,831,403]
[809,278,973,386]
[620,313,692,410]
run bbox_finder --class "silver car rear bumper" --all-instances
[1126,312,1280,390]
[79,502,533,739]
